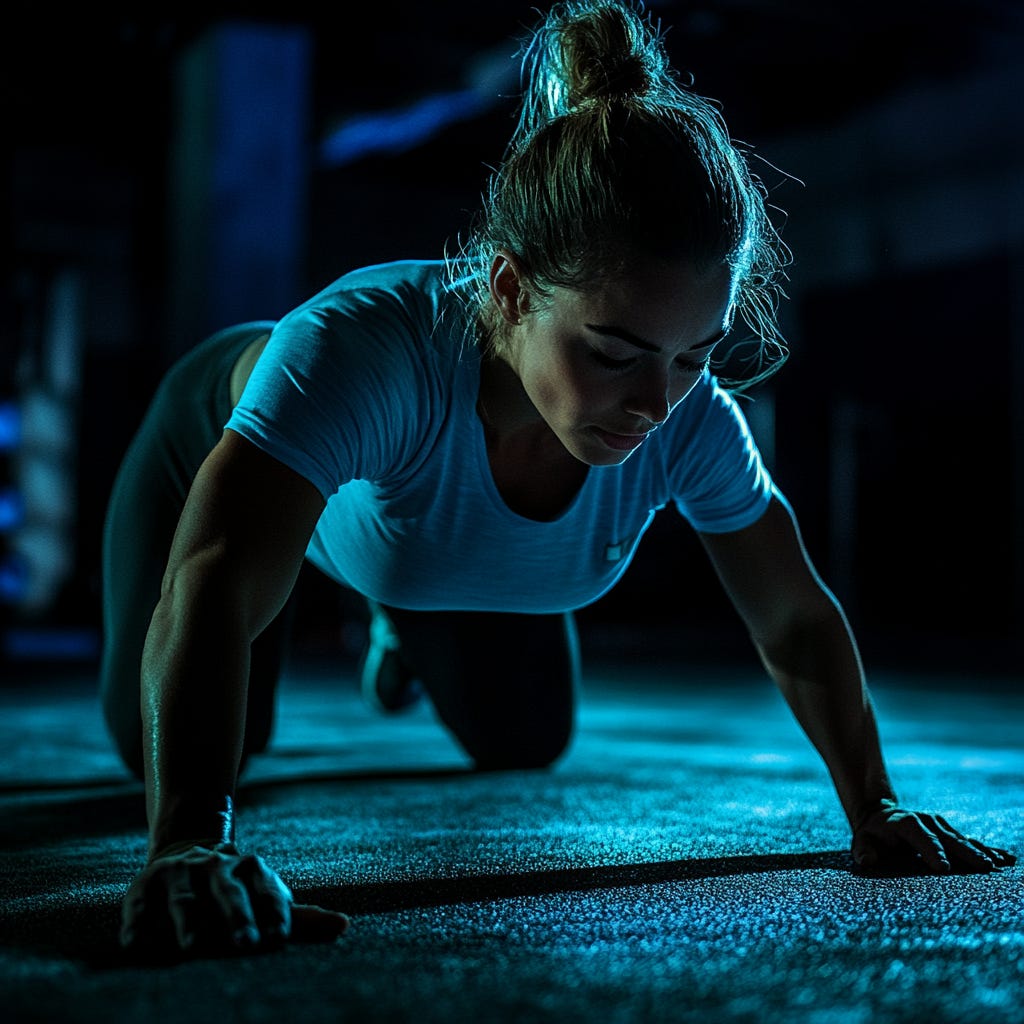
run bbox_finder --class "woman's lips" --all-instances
[591,427,651,452]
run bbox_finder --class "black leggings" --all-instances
[100,325,579,779]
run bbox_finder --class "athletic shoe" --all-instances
[359,602,424,713]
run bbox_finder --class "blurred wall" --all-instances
[3,6,1021,676]
[764,62,1023,671]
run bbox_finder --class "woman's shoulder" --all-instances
[274,256,473,364]
[276,259,470,348]
[263,258,474,382]
[295,259,451,314]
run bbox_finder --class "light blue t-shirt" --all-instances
[226,260,772,613]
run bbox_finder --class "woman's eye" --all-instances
[590,349,634,369]
[588,347,712,373]
[675,357,711,375]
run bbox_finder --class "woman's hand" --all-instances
[120,842,349,957]
[852,800,1017,875]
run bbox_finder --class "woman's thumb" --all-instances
[290,903,350,943]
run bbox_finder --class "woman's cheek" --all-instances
[556,360,605,419]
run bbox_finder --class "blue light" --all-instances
[320,89,488,166]
[0,552,28,603]
[2,626,101,660]
[0,402,20,452]
[0,489,24,531]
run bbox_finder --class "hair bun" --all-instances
[574,49,652,102]
[519,1,669,126]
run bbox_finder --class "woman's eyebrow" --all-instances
[584,323,728,353]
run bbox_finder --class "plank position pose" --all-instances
[102,0,1015,956]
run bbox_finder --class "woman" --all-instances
[107,0,1015,956]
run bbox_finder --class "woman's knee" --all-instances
[463,709,574,771]
[381,606,579,770]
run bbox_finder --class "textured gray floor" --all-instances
[1,656,1022,1023]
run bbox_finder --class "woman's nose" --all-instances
[623,365,670,425]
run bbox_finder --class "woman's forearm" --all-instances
[141,570,252,860]
[756,604,897,832]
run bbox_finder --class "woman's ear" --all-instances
[488,252,529,325]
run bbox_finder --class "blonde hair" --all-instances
[455,0,791,391]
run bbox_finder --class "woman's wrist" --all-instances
[851,796,898,833]
[149,838,239,861]
[148,794,236,861]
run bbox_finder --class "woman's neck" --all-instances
[476,353,546,444]
[475,353,588,520]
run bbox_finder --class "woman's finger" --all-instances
[931,815,1013,873]
[986,846,1017,866]
[234,854,293,944]
[963,839,1000,871]
[164,862,203,949]
[964,839,1018,869]
[290,903,350,944]
[892,813,951,873]
[935,818,1017,868]
[208,865,261,947]
[931,817,996,869]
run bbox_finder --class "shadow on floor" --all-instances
[1,848,854,970]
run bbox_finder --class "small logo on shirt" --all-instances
[604,532,639,562]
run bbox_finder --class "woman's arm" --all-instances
[697,489,1015,873]
[144,428,324,854]
[123,429,347,954]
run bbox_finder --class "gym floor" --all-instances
[2,648,1022,1023]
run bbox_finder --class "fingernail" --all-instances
[234,926,260,947]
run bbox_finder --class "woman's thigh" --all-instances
[380,605,580,770]
[99,323,279,777]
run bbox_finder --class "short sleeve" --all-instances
[666,371,773,533]
[226,278,444,501]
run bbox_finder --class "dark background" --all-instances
[3,0,1022,679]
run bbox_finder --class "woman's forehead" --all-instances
[560,260,735,338]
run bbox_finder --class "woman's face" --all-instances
[496,257,736,467]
